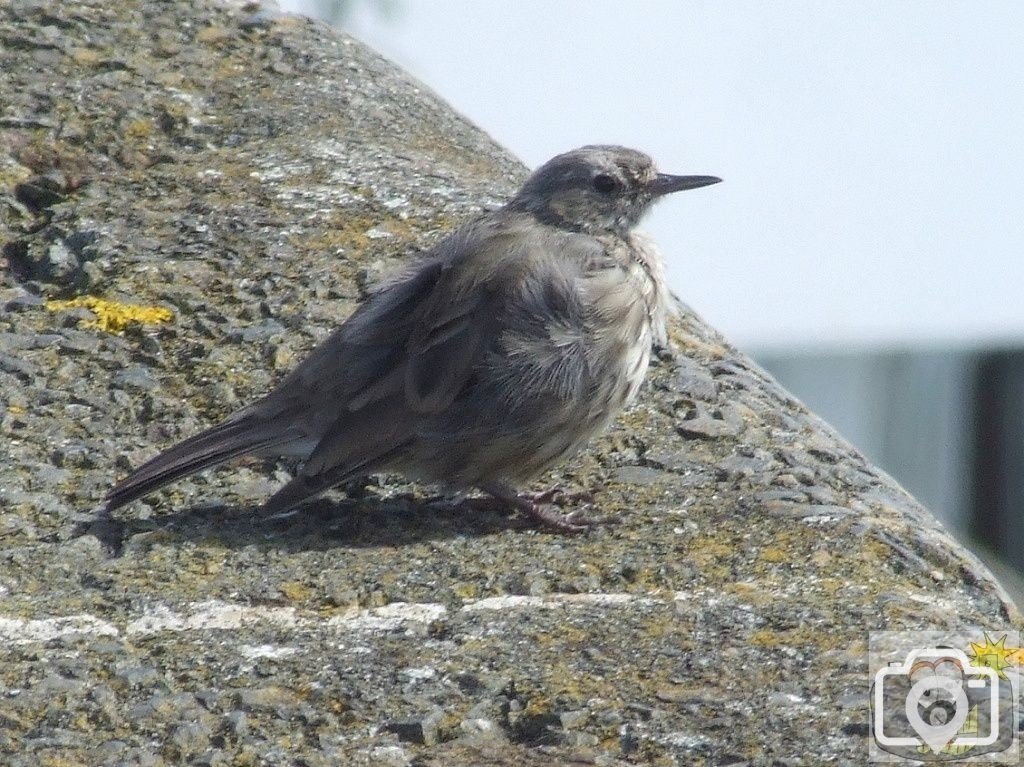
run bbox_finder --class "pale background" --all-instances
[282,0,1024,583]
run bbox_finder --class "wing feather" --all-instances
[264,215,613,499]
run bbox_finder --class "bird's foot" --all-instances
[515,500,601,534]
[519,488,597,505]
[459,488,563,511]
[473,483,615,534]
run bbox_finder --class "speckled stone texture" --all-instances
[0,1,1018,765]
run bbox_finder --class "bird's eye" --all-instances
[592,174,619,194]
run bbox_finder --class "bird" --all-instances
[104,145,720,532]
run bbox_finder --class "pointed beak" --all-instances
[647,174,722,197]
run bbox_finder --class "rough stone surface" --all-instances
[0,1,1018,765]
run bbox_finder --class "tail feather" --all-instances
[261,441,410,515]
[105,416,298,513]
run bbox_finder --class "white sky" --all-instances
[284,1,1024,352]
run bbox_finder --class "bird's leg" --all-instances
[454,488,560,514]
[476,482,612,534]
[520,488,595,505]
[519,487,561,505]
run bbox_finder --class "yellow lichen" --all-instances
[196,26,232,44]
[758,547,791,564]
[279,581,313,602]
[45,296,173,333]
[123,118,155,140]
[68,47,102,67]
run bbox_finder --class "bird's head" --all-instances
[510,145,720,235]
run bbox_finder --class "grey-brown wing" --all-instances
[280,220,515,481]
[263,217,613,510]
[270,256,445,414]
[258,245,495,512]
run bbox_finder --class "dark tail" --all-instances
[105,414,299,513]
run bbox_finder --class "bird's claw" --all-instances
[519,488,562,505]
[517,501,619,534]
[466,484,616,534]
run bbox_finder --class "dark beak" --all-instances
[647,174,722,197]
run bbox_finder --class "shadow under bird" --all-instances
[105,145,720,531]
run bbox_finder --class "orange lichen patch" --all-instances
[45,296,173,333]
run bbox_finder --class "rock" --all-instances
[114,664,162,687]
[57,328,102,353]
[112,366,161,391]
[457,717,505,745]
[558,709,589,730]
[235,686,302,716]
[8,227,99,287]
[41,237,81,284]
[718,447,774,476]
[0,1,1017,766]
[3,292,45,312]
[676,401,746,439]
[128,693,205,725]
[643,448,704,474]
[672,355,719,401]
[228,318,286,343]
[223,710,248,739]
[0,332,60,351]
[0,352,39,380]
[610,465,673,486]
[385,710,444,746]
[14,175,66,212]
[369,745,413,766]
[169,720,212,757]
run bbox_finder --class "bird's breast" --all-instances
[581,240,666,415]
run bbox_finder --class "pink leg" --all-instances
[474,482,616,534]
